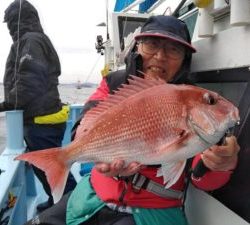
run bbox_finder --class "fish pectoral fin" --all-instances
[158,129,190,154]
[157,161,186,188]
[173,128,190,143]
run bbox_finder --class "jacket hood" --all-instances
[170,51,192,84]
[4,0,43,41]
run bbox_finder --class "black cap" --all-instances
[135,15,196,53]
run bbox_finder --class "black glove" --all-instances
[0,102,13,112]
[124,52,143,78]
[0,102,6,112]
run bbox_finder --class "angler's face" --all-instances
[137,37,185,82]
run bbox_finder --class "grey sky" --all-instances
[0,0,178,84]
[0,0,110,84]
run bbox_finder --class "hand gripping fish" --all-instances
[15,76,240,203]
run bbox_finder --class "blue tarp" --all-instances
[139,0,158,13]
[114,0,158,13]
[114,0,136,12]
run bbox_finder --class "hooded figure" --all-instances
[4,0,43,41]
[1,0,62,121]
[0,0,76,212]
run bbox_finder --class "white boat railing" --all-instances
[0,110,32,225]
[0,105,83,224]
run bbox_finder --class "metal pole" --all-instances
[106,0,110,40]
[172,0,187,17]
[5,110,25,151]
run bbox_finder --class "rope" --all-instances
[13,0,22,109]
[84,54,102,82]
[84,54,102,83]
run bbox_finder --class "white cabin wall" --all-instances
[191,25,250,72]
[191,7,250,73]
[185,184,250,225]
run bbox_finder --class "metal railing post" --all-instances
[5,110,25,151]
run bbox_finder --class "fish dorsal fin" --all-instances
[76,75,165,137]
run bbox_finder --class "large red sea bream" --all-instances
[15,76,239,203]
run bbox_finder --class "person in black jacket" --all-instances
[0,0,76,211]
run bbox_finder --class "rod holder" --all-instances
[198,2,214,38]
[230,0,250,26]
[214,0,226,9]
[5,110,25,151]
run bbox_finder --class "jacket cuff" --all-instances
[191,154,233,191]
[0,102,6,112]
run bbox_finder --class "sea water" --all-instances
[0,83,97,154]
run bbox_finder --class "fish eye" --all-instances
[203,93,217,105]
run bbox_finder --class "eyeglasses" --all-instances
[138,37,185,60]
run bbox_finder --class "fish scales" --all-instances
[71,87,185,164]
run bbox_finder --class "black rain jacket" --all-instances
[0,0,63,122]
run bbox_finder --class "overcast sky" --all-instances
[0,0,112,84]
[0,0,178,84]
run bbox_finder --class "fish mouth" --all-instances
[188,119,218,145]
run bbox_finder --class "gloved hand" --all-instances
[0,102,6,112]
[0,101,12,112]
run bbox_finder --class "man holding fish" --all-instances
[23,15,240,225]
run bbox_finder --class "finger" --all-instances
[202,150,224,166]
[103,161,142,177]
[208,136,240,157]
[225,136,240,153]
[95,162,111,173]
[211,145,233,157]
[94,159,126,177]
[95,160,144,177]
[202,151,237,171]
[104,159,126,177]
[119,162,143,176]
[110,159,125,171]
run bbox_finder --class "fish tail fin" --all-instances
[15,147,70,203]
[157,160,186,188]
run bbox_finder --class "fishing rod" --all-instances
[172,0,188,17]
[84,55,102,83]
[192,127,237,178]
[106,0,110,40]
[13,0,22,110]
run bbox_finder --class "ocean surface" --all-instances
[0,83,97,154]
